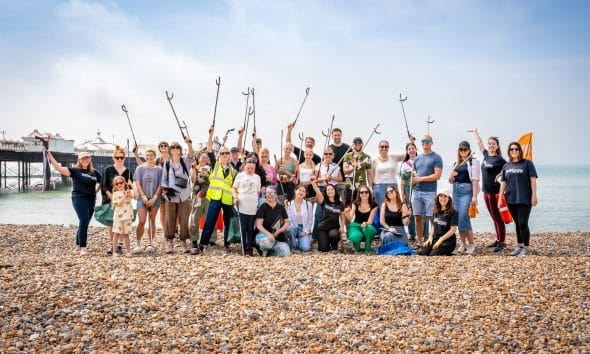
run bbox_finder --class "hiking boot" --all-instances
[493,242,506,253]
[510,247,523,256]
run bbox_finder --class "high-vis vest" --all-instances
[206,162,236,205]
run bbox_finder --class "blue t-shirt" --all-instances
[414,152,443,192]
[481,150,506,194]
[68,167,101,199]
[501,160,538,205]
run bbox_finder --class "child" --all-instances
[111,176,135,256]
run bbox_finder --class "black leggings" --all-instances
[318,228,340,252]
[507,204,532,246]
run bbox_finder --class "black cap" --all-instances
[352,137,363,144]
[459,141,470,149]
[230,147,240,153]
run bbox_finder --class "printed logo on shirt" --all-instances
[505,168,524,174]
[434,217,447,226]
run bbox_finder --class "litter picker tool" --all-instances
[321,114,335,151]
[292,87,310,126]
[399,94,412,141]
[121,105,138,147]
[212,76,221,127]
[165,90,190,139]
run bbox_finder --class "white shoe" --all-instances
[465,244,476,255]
[457,243,466,253]
[132,245,142,254]
[146,244,156,253]
[79,247,89,256]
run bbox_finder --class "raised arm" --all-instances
[310,180,323,204]
[471,128,485,154]
[185,136,194,159]
[236,127,244,154]
[45,148,70,176]
[286,123,294,144]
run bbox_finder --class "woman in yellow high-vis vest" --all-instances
[195,126,237,254]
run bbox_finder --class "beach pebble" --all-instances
[0,224,588,352]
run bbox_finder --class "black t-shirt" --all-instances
[501,159,538,205]
[101,165,134,204]
[256,202,289,242]
[330,143,350,173]
[293,146,321,165]
[318,200,344,231]
[68,168,101,199]
[481,150,506,194]
[433,209,458,240]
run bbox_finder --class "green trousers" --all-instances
[347,222,377,253]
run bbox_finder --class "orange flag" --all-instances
[518,132,533,160]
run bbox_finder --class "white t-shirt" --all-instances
[315,162,339,186]
[232,172,261,215]
[373,154,404,184]
[299,165,315,183]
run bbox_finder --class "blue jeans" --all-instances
[453,182,473,232]
[255,233,291,256]
[72,196,95,247]
[288,224,311,252]
[373,183,397,207]
[380,226,408,246]
[199,199,233,248]
[312,203,322,240]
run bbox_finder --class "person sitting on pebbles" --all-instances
[255,186,291,256]
[419,190,458,256]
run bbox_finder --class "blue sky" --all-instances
[1,0,589,165]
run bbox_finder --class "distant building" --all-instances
[22,129,74,153]
[75,129,117,156]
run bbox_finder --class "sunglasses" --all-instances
[379,145,389,149]
[509,148,520,151]
[359,191,370,194]
[421,139,432,144]
[114,156,125,160]
[324,153,333,156]
[159,144,168,148]
[220,151,230,155]
[386,189,395,193]
[115,181,125,186]
[170,146,181,150]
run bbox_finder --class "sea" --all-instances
[0,165,589,232]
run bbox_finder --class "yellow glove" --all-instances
[424,238,433,247]
[433,239,443,249]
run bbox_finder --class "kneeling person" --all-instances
[419,190,457,256]
[255,187,291,256]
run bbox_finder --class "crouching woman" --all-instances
[255,187,291,256]
[419,190,458,256]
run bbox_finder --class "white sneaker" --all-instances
[79,247,89,256]
[146,244,156,253]
[132,245,142,254]
[465,244,476,255]
[510,247,523,256]
[166,241,175,254]
[457,243,466,253]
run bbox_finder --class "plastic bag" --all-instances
[376,241,416,256]
[94,203,113,226]
[226,207,242,244]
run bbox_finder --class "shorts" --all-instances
[137,197,161,209]
[113,219,132,234]
[452,182,473,232]
[412,190,436,217]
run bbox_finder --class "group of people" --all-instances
[46,124,538,257]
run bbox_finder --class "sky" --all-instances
[1,0,589,165]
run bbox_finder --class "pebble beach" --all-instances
[1,224,589,353]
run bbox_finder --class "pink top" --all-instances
[263,163,278,186]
